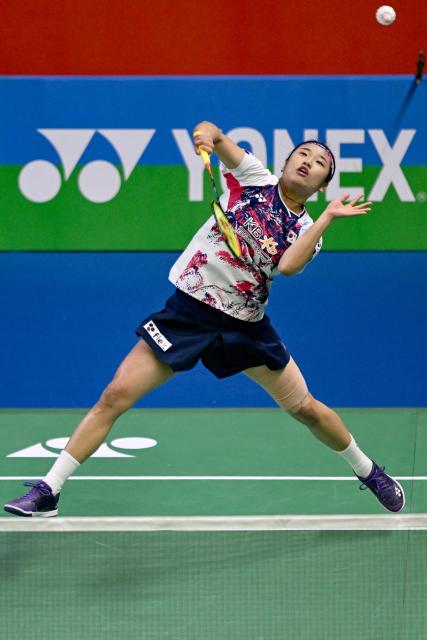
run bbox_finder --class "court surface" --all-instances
[1,408,426,639]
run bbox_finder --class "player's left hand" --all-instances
[324,194,372,219]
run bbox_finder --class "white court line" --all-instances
[0,476,426,481]
[0,514,427,531]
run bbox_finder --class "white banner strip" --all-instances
[0,514,426,532]
[0,476,426,481]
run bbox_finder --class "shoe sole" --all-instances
[4,505,58,518]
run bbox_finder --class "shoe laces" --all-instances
[22,481,51,498]
[359,466,390,494]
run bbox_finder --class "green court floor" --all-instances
[0,408,426,640]
[0,408,425,516]
[1,530,425,640]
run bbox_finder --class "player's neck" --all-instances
[278,180,305,213]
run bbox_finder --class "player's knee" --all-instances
[289,393,321,426]
[98,380,132,414]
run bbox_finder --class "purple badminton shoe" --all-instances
[4,481,59,517]
[357,462,405,512]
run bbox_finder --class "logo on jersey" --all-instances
[253,193,267,203]
[243,216,278,255]
[243,216,263,240]
[260,235,279,255]
[286,229,298,245]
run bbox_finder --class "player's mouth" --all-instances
[297,166,309,177]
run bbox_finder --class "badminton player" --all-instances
[4,121,405,516]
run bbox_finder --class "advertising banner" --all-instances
[0,76,425,250]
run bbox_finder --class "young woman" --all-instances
[4,121,405,517]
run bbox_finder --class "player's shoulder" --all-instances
[220,149,264,172]
[220,150,277,188]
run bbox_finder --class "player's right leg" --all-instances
[4,340,175,517]
[244,358,405,512]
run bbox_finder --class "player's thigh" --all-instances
[107,338,175,404]
[243,357,309,412]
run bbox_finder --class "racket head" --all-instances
[211,201,242,259]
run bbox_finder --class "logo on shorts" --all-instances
[144,321,172,351]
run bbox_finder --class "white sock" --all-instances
[43,450,80,495]
[337,435,373,478]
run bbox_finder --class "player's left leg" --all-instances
[4,340,175,518]
[244,359,405,512]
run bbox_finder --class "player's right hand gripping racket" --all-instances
[195,141,242,259]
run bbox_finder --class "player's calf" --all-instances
[289,394,405,513]
[289,393,351,451]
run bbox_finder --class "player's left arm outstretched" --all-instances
[279,194,372,276]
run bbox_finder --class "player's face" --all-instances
[283,144,331,194]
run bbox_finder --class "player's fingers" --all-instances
[352,208,371,215]
[350,194,365,206]
[193,139,213,159]
[193,130,213,148]
[354,201,373,209]
[195,143,214,157]
[193,129,204,143]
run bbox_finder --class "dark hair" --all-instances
[286,140,336,183]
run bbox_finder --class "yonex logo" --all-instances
[7,437,157,459]
[173,127,417,203]
[18,129,155,203]
[253,193,267,203]
[143,321,172,352]
[18,127,418,205]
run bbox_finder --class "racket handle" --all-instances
[199,148,211,167]
[193,130,212,168]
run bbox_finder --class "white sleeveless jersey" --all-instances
[169,152,322,321]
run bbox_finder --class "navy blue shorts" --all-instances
[136,289,290,379]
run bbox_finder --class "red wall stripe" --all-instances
[1,0,425,75]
